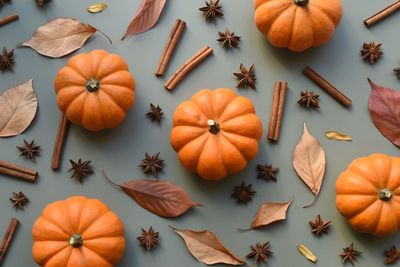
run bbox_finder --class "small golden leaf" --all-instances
[297,244,317,263]
[88,3,108,13]
[325,131,352,141]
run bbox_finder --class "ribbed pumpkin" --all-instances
[32,196,125,267]
[254,0,342,52]
[54,50,135,131]
[170,88,263,181]
[336,154,400,237]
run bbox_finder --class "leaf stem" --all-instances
[102,170,120,188]
[96,28,112,44]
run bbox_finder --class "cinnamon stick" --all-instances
[0,160,37,182]
[364,0,400,28]
[0,13,19,27]
[303,66,352,107]
[164,45,213,91]
[267,81,287,142]
[155,19,186,76]
[0,218,20,264]
[51,114,70,170]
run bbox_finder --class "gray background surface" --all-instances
[0,0,399,266]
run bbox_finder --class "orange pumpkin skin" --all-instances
[32,196,125,267]
[170,88,263,181]
[54,50,135,131]
[254,0,342,52]
[336,154,400,237]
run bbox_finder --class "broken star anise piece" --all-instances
[231,181,255,204]
[340,243,362,265]
[10,192,29,210]
[139,152,164,177]
[137,227,160,251]
[146,103,164,123]
[68,159,94,184]
[0,47,14,71]
[35,0,50,6]
[309,214,331,236]
[217,29,241,48]
[256,163,278,182]
[17,140,40,161]
[246,242,273,264]
[384,246,400,265]
[199,0,223,21]
[298,91,320,109]
[361,41,383,64]
[233,63,256,89]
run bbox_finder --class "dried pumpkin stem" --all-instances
[86,78,100,92]
[69,234,83,248]
[207,120,220,134]
[294,0,309,6]
[379,188,392,201]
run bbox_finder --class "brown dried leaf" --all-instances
[325,131,352,141]
[87,3,108,13]
[293,123,326,208]
[0,80,38,137]
[121,0,167,40]
[170,226,245,266]
[297,244,317,263]
[18,17,111,58]
[251,199,293,229]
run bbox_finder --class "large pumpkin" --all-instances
[32,196,125,267]
[336,154,400,237]
[170,88,263,181]
[54,50,135,131]
[254,0,342,52]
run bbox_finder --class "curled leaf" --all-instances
[298,244,317,263]
[122,0,167,40]
[0,80,38,137]
[293,123,326,208]
[170,226,245,266]
[250,199,293,229]
[87,3,108,13]
[18,17,111,58]
[325,131,352,141]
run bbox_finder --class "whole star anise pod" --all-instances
[217,29,241,48]
[231,181,255,204]
[35,0,49,6]
[199,0,223,21]
[384,246,400,265]
[10,192,29,210]
[233,63,256,89]
[361,42,383,64]
[256,163,278,182]
[309,214,331,236]
[68,159,94,184]
[0,47,14,71]
[17,140,40,161]
[146,103,164,123]
[340,243,362,265]
[137,227,160,251]
[246,242,273,264]
[298,91,320,109]
[393,67,400,78]
[139,152,164,177]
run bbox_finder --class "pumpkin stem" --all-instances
[294,0,309,6]
[207,119,220,134]
[86,78,100,92]
[379,188,392,201]
[69,234,83,248]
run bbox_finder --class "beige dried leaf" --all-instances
[325,131,352,141]
[87,3,108,13]
[0,80,37,137]
[170,226,245,266]
[251,199,293,229]
[293,123,326,208]
[297,244,317,263]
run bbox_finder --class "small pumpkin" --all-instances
[170,88,263,181]
[54,50,135,131]
[336,153,400,237]
[254,0,342,52]
[32,196,125,267]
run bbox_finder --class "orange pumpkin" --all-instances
[254,0,342,52]
[54,50,135,131]
[32,196,125,267]
[170,88,263,181]
[336,154,400,237]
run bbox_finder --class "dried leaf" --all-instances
[0,80,37,137]
[170,226,245,266]
[368,78,400,147]
[18,17,111,58]
[87,3,108,13]
[250,199,293,229]
[293,123,326,208]
[298,244,317,263]
[325,131,352,141]
[121,0,167,40]
[103,172,201,218]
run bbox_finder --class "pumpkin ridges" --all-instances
[32,241,69,265]
[76,198,110,234]
[212,89,237,119]
[336,195,377,217]
[221,114,263,139]
[369,154,392,188]
[173,101,209,127]
[78,93,105,131]
[218,96,256,123]
[64,196,88,233]
[217,134,247,174]
[288,7,315,51]
[56,86,86,111]
[347,157,381,188]
[55,67,88,92]
[95,54,129,80]
[178,134,209,172]
[348,200,383,233]
[40,201,75,235]
[33,217,71,241]
[388,158,400,190]
[82,212,125,239]
[42,246,73,267]
[80,247,114,267]
[374,203,399,237]
[197,135,228,180]
[65,92,87,125]
[267,6,297,48]
[310,0,342,26]
[67,53,93,79]
[192,89,215,119]
[254,1,292,35]
[84,237,125,264]
[307,5,335,46]
[221,132,260,160]
[66,249,86,267]
[96,90,126,129]
[89,50,109,77]
[99,85,135,113]
[99,71,135,89]
[336,171,378,195]
[170,126,208,151]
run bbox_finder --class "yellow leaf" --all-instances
[297,244,317,263]
[87,3,108,13]
[325,131,352,141]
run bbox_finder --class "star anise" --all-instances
[340,243,362,265]
[393,67,400,78]
[217,29,241,48]
[10,192,29,210]
[231,181,255,204]
[139,152,164,177]
[68,159,94,184]
[246,242,273,264]
[233,63,256,89]
[137,227,160,251]
[384,246,400,265]
[298,91,320,109]
[361,42,383,64]
[199,0,223,21]
[146,103,164,123]
[35,0,49,6]
[17,140,40,161]
[256,163,278,182]
[0,47,14,71]
[309,214,331,236]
